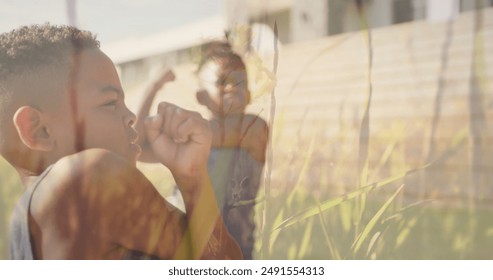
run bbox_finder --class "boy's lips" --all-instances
[129,131,139,144]
[128,133,141,157]
[129,143,142,158]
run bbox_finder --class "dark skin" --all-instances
[136,60,268,164]
[10,49,242,259]
[29,149,235,259]
[131,46,269,261]
[195,53,268,260]
[196,58,268,163]
[135,69,176,163]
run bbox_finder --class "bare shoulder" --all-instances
[242,114,269,135]
[242,114,268,141]
[33,149,138,199]
[31,148,156,220]
[29,149,169,258]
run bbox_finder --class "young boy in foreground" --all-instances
[1,24,242,259]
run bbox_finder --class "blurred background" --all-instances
[1,0,493,259]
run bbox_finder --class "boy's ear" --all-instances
[13,106,54,151]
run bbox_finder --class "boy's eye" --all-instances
[222,79,244,88]
[234,80,245,86]
[102,100,118,108]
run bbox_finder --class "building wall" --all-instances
[291,0,329,42]
[251,9,291,44]
[460,0,493,12]
[261,7,493,198]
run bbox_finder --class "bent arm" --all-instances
[135,69,175,163]
[36,149,241,259]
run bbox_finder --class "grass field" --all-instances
[247,115,493,259]
[1,114,492,260]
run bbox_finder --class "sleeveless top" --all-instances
[9,166,53,260]
[208,148,264,209]
[9,165,158,260]
[207,147,264,259]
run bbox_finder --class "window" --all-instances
[393,0,414,23]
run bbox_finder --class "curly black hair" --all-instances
[0,23,99,79]
[197,40,245,73]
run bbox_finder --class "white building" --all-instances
[104,0,492,91]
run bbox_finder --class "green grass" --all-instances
[254,187,493,259]
[248,110,492,260]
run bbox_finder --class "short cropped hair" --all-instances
[0,24,100,163]
[0,24,99,81]
[197,40,250,107]
[197,40,246,74]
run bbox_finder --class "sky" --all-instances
[0,0,223,44]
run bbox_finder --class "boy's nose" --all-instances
[223,84,234,93]
[124,106,137,126]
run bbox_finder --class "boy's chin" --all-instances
[211,105,244,116]
[127,144,142,164]
[224,108,245,116]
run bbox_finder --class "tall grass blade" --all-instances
[356,0,373,179]
[468,0,488,203]
[366,231,381,257]
[368,127,401,183]
[261,21,279,258]
[339,201,352,233]
[272,167,425,231]
[268,132,316,254]
[297,218,314,259]
[395,217,418,249]
[431,127,467,164]
[355,0,374,235]
[381,199,434,225]
[427,19,453,162]
[269,208,285,254]
[317,203,341,259]
[351,185,405,255]
[286,133,317,206]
